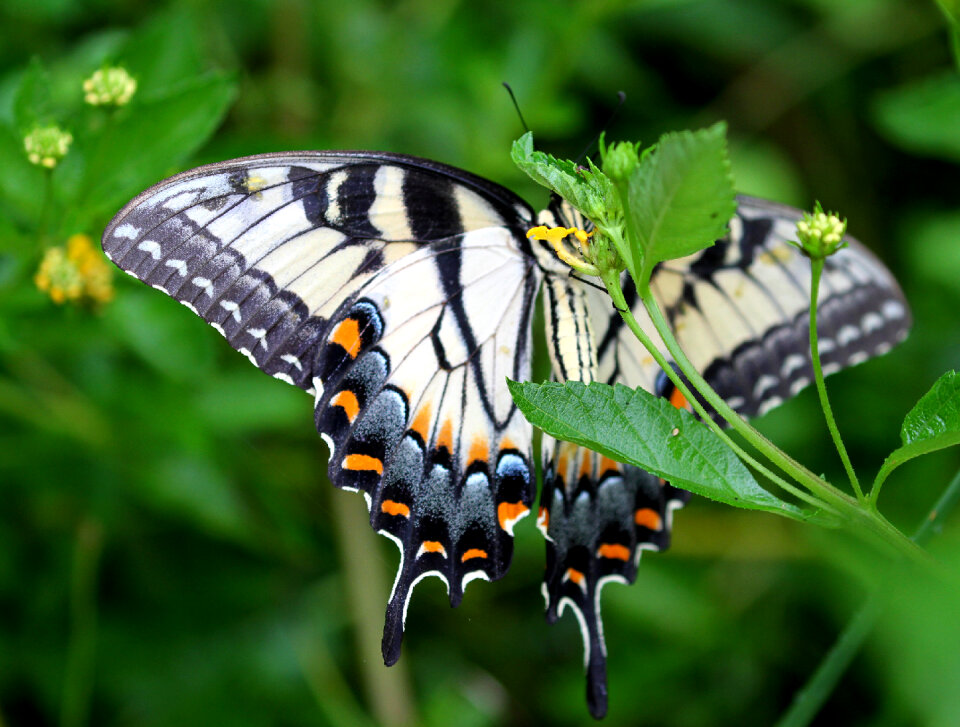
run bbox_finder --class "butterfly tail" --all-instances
[539,437,688,719]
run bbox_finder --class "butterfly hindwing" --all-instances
[103,151,540,664]
[537,437,689,717]
[589,194,912,416]
[536,195,910,717]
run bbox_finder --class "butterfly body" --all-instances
[103,150,909,718]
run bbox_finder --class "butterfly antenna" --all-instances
[502,82,530,134]
[569,271,610,293]
[575,91,626,165]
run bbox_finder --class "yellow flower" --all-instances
[35,234,114,306]
[35,247,82,303]
[526,225,599,275]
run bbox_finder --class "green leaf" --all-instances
[876,371,960,490]
[63,71,238,232]
[13,58,52,133]
[935,0,960,27]
[120,7,211,99]
[142,454,252,541]
[507,379,807,519]
[901,370,960,449]
[0,122,47,228]
[626,121,736,270]
[195,370,309,435]
[105,288,216,383]
[872,73,960,163]
[906,210,960,291]
[510,131,615,222]
[47,29,129,111]
[952,28,960,73]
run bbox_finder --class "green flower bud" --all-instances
[24,125,73,168]
[794,202,848,259]
[83,66,137,106]
[601,140,641,182]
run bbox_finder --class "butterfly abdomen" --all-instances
[543,274,599,383]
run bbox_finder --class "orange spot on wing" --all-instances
[669,388,689,411]
[381,500,410,518]
[564,568,585,585]
[578,452,593,480]
[498,501,529,531]
[461,548,487,562]
[331,390,360,422]
[421,540,445,554]
[599,456,621,475]
[597,543,631,561]
[500,437,516,451]
[410,404,432,441]
[556,454,569,481]
[330,318,362,359]
[469,436,488,465]
[635,507,663,531]
[436,419,453,452]
[343,454,383,475]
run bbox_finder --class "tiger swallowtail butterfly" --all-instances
[102,150,909,718]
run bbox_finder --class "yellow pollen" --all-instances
[526,225,598,274]
[572,228,594,246]
[527,225,573,244]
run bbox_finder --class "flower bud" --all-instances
[83,66,137,106]
[24,125,73,168]
[794,203,848,259]
[601,141,640,182]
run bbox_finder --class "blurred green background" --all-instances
[2,0,960,725]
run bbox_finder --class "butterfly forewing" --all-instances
[103,151,540,665]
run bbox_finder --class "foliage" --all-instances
[873,371,960,500]
[507,380,805,519]
[1,1,959,727]
[511,121,952,551]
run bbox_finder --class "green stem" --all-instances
[774,598,882,727]
[910,465,960,547]
[808,259,864,501]
[639,281,829,495]
[870,457,899,507]
[38,169,55,247]
[610,178,642,279]
[774,466,960,727]
[623,276,924,562]
[60,518,103,727]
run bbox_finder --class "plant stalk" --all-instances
[808,258,864,501]
[609,272,925,563]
